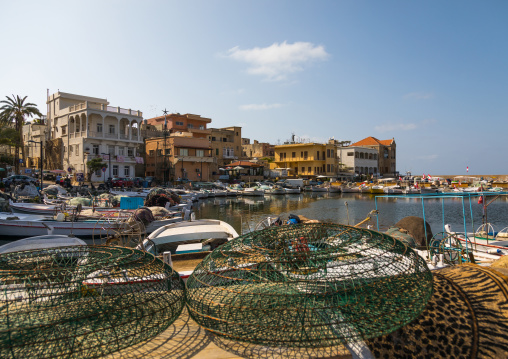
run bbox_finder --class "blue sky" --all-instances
[2,1,507,175]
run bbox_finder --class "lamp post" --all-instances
[28,140,43,190]
[162,108,169,187]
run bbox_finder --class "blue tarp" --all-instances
[120,197,144,209]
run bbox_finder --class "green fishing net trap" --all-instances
[0,246,185,359]
[186,223,433,348]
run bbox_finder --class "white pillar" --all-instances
[102,117,105,138]
[129,120,132,140]
[117,118,120,139]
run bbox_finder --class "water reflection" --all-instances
[194,193,508,236]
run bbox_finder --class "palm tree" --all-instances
[0,95,42,173]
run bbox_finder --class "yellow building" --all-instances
[272,140,339,178]
[210,126,243,168]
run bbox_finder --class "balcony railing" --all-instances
[67,102,143,117]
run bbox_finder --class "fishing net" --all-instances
[186,223,433,348]
[69,197,92,207]
[0,246,185,359]
[144,188,180,207]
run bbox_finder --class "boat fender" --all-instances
[56,213,65,222]
[487,248,502,254]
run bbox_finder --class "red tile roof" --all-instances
[351,136,394,147]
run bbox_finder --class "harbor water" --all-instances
[194,192,508,237]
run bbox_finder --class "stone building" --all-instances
[209,126,243,170]
[242,139,274,160]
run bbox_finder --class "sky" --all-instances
[2,0,507,175]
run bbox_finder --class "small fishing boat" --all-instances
[284,187,301,194]
[141,219,239,255]
[311,185,329,192]
[241,188,265,196]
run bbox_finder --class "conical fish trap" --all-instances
[186,223,433,348]
[0,246,185,358]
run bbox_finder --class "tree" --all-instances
[0,95,42,173]
[86,157,107,182]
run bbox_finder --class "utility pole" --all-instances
[162,109,169,187]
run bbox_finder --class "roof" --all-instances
[351,136,394,147]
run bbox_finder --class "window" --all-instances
[157,149,162,156]
[327,164,330,172]
[222,138,227,142]
[308,167,311,172]
[75,145,79,156]
[119,147,124,156]
[108,145,115,155]
[92,144,99,155]
[187,124,194,129]
[304,151,308,159]
[292,152,296,158]
[97,123,102,132]
[211,137,216,141]
[128,147,133,156]
[109,124,115,134]
[316,151,319,160]
[62,126,66,135]
[95,169,101,176]
[69,145,73,154]
[327,149,330,158]
[149,150,154,157]
[347,151,354,156]
[176,121,184,126]
[165,149,171,155]
[113,165,118,176]
[196,149,204,157]
[199,125,204,130]
[180,148,188,156]
[301,167,304,173]
[124,166,130,176]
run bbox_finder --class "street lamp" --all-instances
[28,140,43,190]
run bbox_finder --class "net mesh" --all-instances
[0,246,185,359]
[186,223,433,348]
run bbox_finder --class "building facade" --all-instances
[350,137,397,177]
[145,132,213,182]
[272,140,340,178]
[46,91,143,181]
[22,120,48,171]
[337,146,379,177]
[210,126,243,169]
[144,113,213,182]
[242,139,275,160]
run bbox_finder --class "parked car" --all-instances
[111,177,133,188]
[2,175,37,186]
[110,177,125,187]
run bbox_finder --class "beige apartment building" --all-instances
[210,126,243,170]
[46,91,143,181]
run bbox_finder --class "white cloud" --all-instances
[239,103,283,111]
[403,92,434,100]
[227,41,329,81]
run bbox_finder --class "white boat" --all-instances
[110,189,151,197]
[328,186,342,193]
[267,186,286,195]
[241,188,265,196]
[0,212,183,239]
[0,235,87,254]
[141,219,239,256]
[9,201,121,216]
[284,187,301,194]
[383,185,404,194]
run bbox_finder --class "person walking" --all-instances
[56,174,61,185]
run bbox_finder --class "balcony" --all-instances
[67,102,143,117]
[172,156,215,164]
